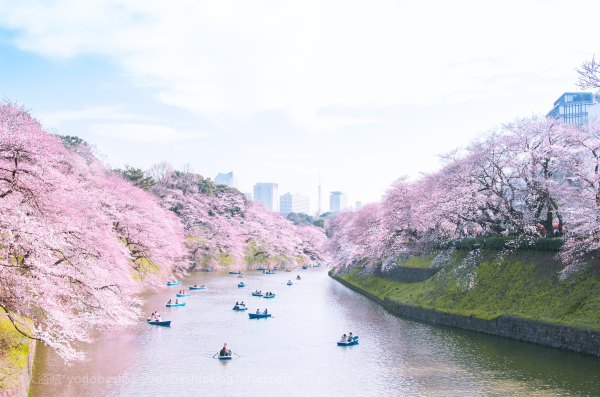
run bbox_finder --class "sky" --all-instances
[0,0,599,213]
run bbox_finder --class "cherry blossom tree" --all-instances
[0,103,186,361]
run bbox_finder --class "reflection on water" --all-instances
[31,268,600,396]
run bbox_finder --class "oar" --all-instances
[233,352,242,358]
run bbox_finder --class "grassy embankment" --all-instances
[338,250,600,330]
[0,312,31,392]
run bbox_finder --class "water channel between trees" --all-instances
[30,268,600,396]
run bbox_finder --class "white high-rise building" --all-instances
[214,171,238,188]
[330,191,348,213]
[280,192,310,215]
[253,183,279,212]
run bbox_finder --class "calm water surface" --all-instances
[30,268,600,396]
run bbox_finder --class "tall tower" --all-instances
[318,173,322,216]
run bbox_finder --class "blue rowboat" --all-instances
[302,265,308,269]
[263,294,276,299]
[287,281,293,286]
[167,281,182,286]
[263,271,275,275]
[337,336,359,346]
[203,268,212,272]
[256,267,266,271]
[251,292,263,297]
[229,271,241,275]
[166,302,186,307]
[218,355,232,360]
[176,293,190,297]
[189,286,207,290]
[238,282,245,288]
[248,313,271,319]
[147,319,171,326]
[232,306,248,311]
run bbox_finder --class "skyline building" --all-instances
[280,192,310,215]
[214,171,238,188]
[253,182,279,212]
[330,191,348,213]
[547,92,600,125]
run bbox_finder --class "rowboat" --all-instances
[337,336,359,346]
[229,271,241,275]
[189,285,207,290]
[302,265,308,269]
[263,271,275,275]
[166,302,186,307]
[256,267,266,271]
[167,281,182,286]
[232,305,248,311]
[218,355,232,360]
[176,293,190,297]
[248,313,271,319]
[203,268,212,272]
[238,282,245,288]
[287,281,293,286]
[251,292,263,297]
[263,294,276,299]
[147,319,171,326]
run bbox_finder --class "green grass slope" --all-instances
[0,313,31,391]
[339,250,600,330]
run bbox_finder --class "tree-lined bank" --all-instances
[0,102,327,381]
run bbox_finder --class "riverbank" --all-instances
[330,250,600,356]
[0,313,36,397]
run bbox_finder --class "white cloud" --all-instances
[38,106,158,127]
[1,0,596,128]
[88,122,206,144]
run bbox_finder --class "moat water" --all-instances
[30,268,600,396]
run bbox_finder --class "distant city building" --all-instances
[280,192,310,215]
[547,92,600,125]
[214,171,238,188]
[253,183,279,212]
[355,201,362,210]
[330,191,348,213]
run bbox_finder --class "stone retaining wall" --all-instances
[331,272,600,357]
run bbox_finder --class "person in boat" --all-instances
[348,332,353,341]
[175,299,179,304]
[240,301,245,306]
[236,301,239,306]
[156,313,162,321]
[167,299,172,304]
[256,309,260,314]
[193,284,198,287]
[340,333,347,342]
[263,308,268,315]
[219,343,231,356]
[297,275,301,280]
